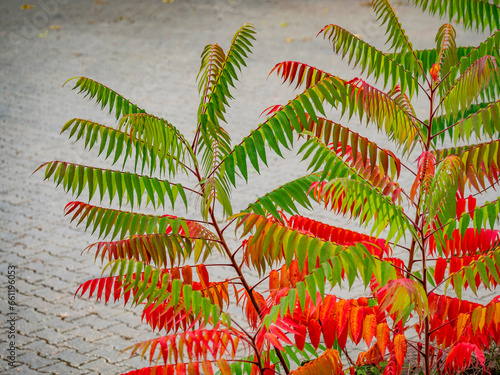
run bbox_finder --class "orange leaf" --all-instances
[362,313,377,346]
[181,265,192,284]
[280,264,290,288]
[196,264,209,288]
[245,293,260,329]
[217,358,232,375]
[430,63,440,82]
[456,313,469,340]
[289,260,300,287]
[394,334,407,367]
[187,362,200,375]
[336,299,350,335]
[357,344,383,366]
[349,306,364,344]
[289,349,342,375]
[494,302,500,325]
[201,360,214,375]
[376,322,390,355]
[269,269,280,291]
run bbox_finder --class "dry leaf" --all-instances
[280,22,288,27]
[21,4,35,9]
[49,25,61,30]
[285,37,293,43]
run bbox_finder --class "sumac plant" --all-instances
[37,1,500,374]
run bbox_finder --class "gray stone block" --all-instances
[16,353,58,371]
[49,349,93,368]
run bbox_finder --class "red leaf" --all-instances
[456,196,466,218]
[294,331,306,351]
[410,151,436,200]
[383,355,400,375]
[269,325,293,346]
[467,195,477,218]
[265,332,284,351]
[287,216,391,256]
[337,319,349,349]
[434,258,447,285]
[444,343,483,374]
[260,104,283,117]
[308,319,322,349]
[322,315,337,349]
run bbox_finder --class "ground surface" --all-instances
[0,1,495,374]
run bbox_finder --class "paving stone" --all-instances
[12,268,45,283]
[0,364,42,374]
[91,347,130,364]
[79,358,122,374]
[72,313,120,330]
[23,340,61,357]
[0,250,27,266]
[14,279,43,295]
[38,361,81,374]
[100,322,145,341]
[17,295,53,313]
[49,349,93,368]
[40,277,75,292]
[17,319,44,336]
[0,231,19,244]
[63,324,111,343]
[8,332,37,349]
[17,306,49,324]
[15,352,58,371]
[118,354,150,370]
[47,267,84,285]
[22,260,53,275]
[40,316,82,334]
[60,337,95,354]
[33,328,70,345]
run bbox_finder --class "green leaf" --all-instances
[319,23,419,95]
[409,0,500,32]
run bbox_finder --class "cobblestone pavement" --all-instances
[0,1,494,374]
